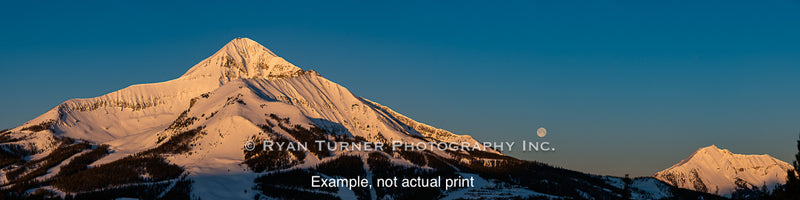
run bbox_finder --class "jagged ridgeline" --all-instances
[0,38,724,199]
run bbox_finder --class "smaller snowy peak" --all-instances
[696,145,731,155]
[654,145,792,197]
[674,145,732,165]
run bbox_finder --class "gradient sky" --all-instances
[1,1,799,177]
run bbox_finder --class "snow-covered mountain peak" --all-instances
[700,144,719,151]
[220,37,278,56]
[690,145,731,158]
[697,144,728,153]
[654,145,792,197]
[10,38,313,145]
[181,37,304,82]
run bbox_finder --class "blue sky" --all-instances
[1,1,799,177]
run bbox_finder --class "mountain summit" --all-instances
[181,38,305,81]
[654,145,792,198]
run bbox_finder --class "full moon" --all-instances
[537,127,547,137]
